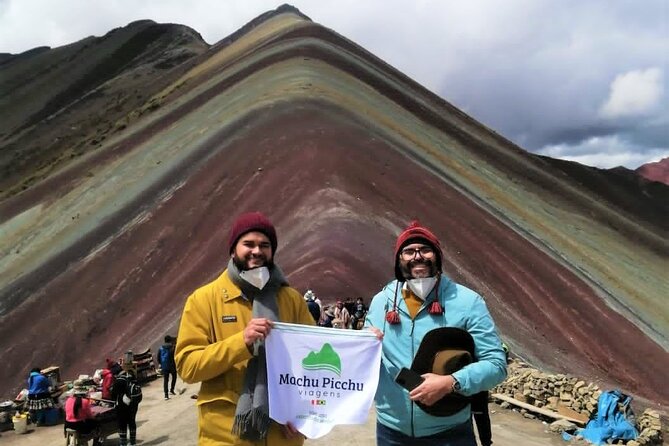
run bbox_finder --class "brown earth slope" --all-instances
[0,5,667,411]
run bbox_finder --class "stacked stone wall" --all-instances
[492,361,664,445]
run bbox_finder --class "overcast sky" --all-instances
[1,0,667,169]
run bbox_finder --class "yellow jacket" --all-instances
[175,268,315,445]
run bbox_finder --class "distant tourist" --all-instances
[303,289,322,309]
[319,306,335,328]
[365,220,507,445]
[343,297,356,318]
[333,300,351,329]
[100,367,115,400]
[112,369,142,446]
[158,335,177,400]
[304,291,321,323]
[26,367,55,425]
[351,297,367,330]
[174,212,315,444]
[106,358,123,376]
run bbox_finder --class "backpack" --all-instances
[126,381,143,404]
[116,372,142,405]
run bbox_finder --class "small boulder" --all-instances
[549,419,577,434]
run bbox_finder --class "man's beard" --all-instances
[232,254,274,271]
[399,259,437,279]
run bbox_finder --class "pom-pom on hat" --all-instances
[228,212,278,254]
[393,220,443,281]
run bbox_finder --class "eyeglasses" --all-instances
[400,246,434,260]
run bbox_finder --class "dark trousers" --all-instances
[377,421,477,446]
[473,411,492,446]
[472,391,492,446]
[117,403,138,446]
[163,370,176,397]
[64,419,98,435]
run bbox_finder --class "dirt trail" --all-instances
[1,377,568,445]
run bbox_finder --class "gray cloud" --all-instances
[1,0,667,169]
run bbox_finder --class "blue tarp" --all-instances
[562,389,638,445]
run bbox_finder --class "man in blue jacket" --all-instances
[159,335,177,400]
[365,220,507,445]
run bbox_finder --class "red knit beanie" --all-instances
[393,220,443,281]
[228,212,278,254]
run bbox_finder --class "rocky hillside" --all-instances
[0,20,208,199]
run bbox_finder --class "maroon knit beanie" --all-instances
[228,212,278,254]
[393,220,443,281]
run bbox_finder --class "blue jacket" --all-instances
[159,343,176,372]
[365,276,507,437]
[28,372,50,395]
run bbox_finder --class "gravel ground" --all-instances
[1,377,568,446]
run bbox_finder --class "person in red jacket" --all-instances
[64,387,99,435]
[101,368,115,400]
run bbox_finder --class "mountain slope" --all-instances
[0,20,208,198]
[0,5,666,407]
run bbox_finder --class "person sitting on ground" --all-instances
[64,384,99,435]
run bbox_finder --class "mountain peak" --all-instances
[636,157,669,185]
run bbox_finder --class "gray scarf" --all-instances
[228,258,287,441]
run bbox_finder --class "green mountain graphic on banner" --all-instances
[302,343,341,376]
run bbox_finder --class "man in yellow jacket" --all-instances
[175,212,315,445]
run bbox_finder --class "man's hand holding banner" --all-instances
[266,322,382,439]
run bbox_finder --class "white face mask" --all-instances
[239,266,270,290]
[407,277,437,300]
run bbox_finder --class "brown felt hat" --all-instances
[411,327,476,416]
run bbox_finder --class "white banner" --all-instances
[266,322,382,439]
